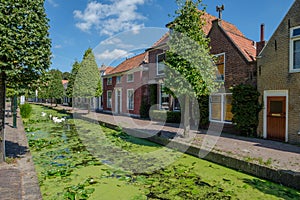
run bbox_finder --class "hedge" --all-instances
[150,110,181,123]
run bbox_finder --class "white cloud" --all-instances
[96,49,133,60]
[54,44,62,49]
[73,0,146,35]
[100,38,134,48]
[47,0,58,7]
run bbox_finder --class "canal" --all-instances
[24,105,300,199]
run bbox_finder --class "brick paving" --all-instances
[0,106,42,200]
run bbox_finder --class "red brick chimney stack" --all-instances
[260,23,265,42]
[256,23,266,56]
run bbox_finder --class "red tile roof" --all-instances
[106,52,148,75]
[225,31,256,61]
[62,80,68,85]
[151,12,256,62]
[99,66,114,74]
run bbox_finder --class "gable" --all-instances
[259,0,300,57]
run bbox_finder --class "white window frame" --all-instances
[156,53,166,75]
[209,93,232,124]
[263,90,288,142]
[214,52,226,81]
[116,76,121,84]
[158,84,169,110]
[127,89,134,110]
[115,88,122,113]
[127,73,134,82]
[289,26,300,73]
[107,90,112,108]
[107,77,112,85]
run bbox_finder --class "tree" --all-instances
[62,72,70,80]
[0,0,51,162]
[48,69,64,106]
[164,0,219,137]
[73,48,101,113]
[66,61,80,106]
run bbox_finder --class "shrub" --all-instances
[231,84,262,136]
[139,99,151,119]
[20,103,32,118]
[198,95,209,128]
[150,110,181,123]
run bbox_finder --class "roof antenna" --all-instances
[216,5,225,19]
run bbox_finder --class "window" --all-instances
[127,89,134,110]
[127,73,134,82]
[173,98,180,111]
[160,85,169,110]
[157,53,166,75]
[290,27,300,72]
[116,76,121,84]
[215,53,225,81]
[107,77,112,85]
[107,91,112,108]
[209,93,233,123]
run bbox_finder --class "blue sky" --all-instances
[45,0,295,72]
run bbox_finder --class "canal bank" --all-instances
[0,106,42,200]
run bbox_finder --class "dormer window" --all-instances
[290,26,300,72]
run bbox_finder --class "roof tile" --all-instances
[106,52,148,75]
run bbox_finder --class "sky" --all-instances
[45,0,295,72]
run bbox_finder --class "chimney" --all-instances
[256,23,266,56]
[260,23,265,42]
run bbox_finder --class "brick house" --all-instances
[94,65,113,111]
[147,12,261,126]
[257,0,300,144]
[102,52,148,117]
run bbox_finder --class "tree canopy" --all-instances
[164,0,220,136]
[0,0,51,83]
[73,48,101,99]
[0,0,51,162]
[66,61,80,99]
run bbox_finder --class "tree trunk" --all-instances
[88,98,91,114]
[183,95,190,137]
[0,72,6,162]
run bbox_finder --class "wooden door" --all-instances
[267,96,286,141]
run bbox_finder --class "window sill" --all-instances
[289,69,300,73]
[209,119,232,124]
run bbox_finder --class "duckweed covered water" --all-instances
[24,105,300,200]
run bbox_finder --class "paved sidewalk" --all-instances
[46,103,300,173]
[0,110,42,200]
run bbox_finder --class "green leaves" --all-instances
[73,48,101,98]
[231,84,262,136]
[0,0,51,99]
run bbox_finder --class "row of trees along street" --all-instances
[0,0,51,162]
[0,0,219,162]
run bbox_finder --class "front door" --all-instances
[115,89,122,114]
[267,96,286,141]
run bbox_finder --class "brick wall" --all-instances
[257,0,300,144]
[209,20,257,91]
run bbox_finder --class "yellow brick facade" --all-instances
[257,0,300,144]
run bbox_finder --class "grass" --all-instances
[244,156,273,167]
[24,104,300,200]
